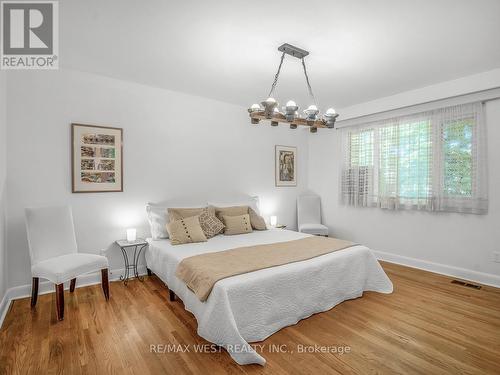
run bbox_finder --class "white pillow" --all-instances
[146,204,169,240]
[146,199,208,240]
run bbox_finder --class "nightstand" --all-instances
[115,239,148,285]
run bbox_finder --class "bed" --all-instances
[145,228,393,365]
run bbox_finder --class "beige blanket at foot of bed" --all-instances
[176,236,356,301]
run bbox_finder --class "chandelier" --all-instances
[248,43,339,133]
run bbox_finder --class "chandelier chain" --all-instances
[268,52,286,98]
[301,57,316,104]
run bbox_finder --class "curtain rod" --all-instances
[335,87,500,129]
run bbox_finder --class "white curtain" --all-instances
[340,102,488,214]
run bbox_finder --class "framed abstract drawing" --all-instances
[275,145,297,187]
[71,123,123,193]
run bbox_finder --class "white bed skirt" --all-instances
[146,230,393,365]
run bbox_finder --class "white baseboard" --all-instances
[0,290,13,329]
[0,266,147,329]
[373,250,500,288]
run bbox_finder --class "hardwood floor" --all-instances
[1,262,499,374]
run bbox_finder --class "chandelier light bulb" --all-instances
[324,107,340,128]
[270,107,281,126]
[248,103,263,123]
[304,104,320,121]
[248,103,261,113]
[284,100,299,121]
[261,97,279,119]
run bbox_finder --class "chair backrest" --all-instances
[25,206,78,265]
[297,195,322,226]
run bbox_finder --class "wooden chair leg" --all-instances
[169,289,176,302]
[55,284,64,321]
[70,278,76,292]
[101,269,110,301]
[31,277,39,308]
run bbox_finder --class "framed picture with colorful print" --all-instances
[275,145,297,187]
[71,123,123,193]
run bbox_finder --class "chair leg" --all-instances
[31,277,39,308]
[55,284,64,321]
[101,269,110,301]
[70,278,76,292]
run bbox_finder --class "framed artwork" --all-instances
[275,145,297,187]
[71,123,123,193]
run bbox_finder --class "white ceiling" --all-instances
[61,0,500,109]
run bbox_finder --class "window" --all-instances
[341,102,487,214]
[443,119,473,197]
[377,121,432,200]
[349,129,374,167]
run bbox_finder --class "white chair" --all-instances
[25,206,110,321]
[297,194,329,236]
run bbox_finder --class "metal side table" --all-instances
[115,239,148,285]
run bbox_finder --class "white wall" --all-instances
[5,69,309,288]
[309,76,500,285]
[338,68,500,121]
[4,67,500,291]
[0,71,7,301]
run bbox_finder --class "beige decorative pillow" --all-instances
[168,206,224,238]
[168,207,204,221]
[249,208,267,230]
[221,214,253,235]
[166,216,207,245]
[215,206,249,222]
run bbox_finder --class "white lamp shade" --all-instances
[270,215,277,226]
[126,228,137,242]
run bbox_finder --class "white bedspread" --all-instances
[145,229,393,365]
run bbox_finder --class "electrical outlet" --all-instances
[493,251,500,263]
